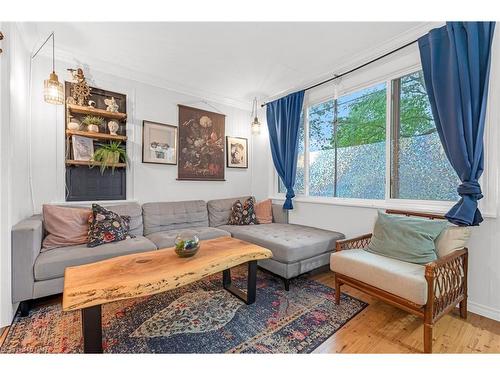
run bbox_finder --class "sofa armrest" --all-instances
[335,233,372,252]
[271,204,289,224]
[424,248,468,322]
[11,215,43,303]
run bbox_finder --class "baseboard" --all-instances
[468,301,500,322]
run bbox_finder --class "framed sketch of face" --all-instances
[72,135,94,161]
[142,120,178,165]
[226,136,248,169]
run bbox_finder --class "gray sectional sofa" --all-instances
[12,197,344,315]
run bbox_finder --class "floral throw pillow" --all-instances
[228,198,259,225]
[228,200,244,225]
[87,204,135,248]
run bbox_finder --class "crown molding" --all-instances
[262,22,445,103]
[32,43,252,111]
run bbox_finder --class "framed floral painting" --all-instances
[226,136,248,168]
[142,120,178,165]
[177,105,225,181]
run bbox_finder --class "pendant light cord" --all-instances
[32,32,55,69]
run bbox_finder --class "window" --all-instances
[390,72,459,201]
[276,69,459,205]
[309,100,334,196]
[307,83,386,199]
[336,83,386,199]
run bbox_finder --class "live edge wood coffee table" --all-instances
[62,237,272,353]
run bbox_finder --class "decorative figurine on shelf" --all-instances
[104,96,119,112]
[107,120,119,136]
[67,116,80,131]
[88,100,96,108]
[67,67,91,106]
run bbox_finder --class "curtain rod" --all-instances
[261,37,421,107]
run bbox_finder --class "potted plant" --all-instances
[82,115,104,133]
[91,141,128,174]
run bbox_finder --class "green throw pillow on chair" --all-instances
[366,211,448,264]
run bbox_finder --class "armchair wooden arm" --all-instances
[425,248,468,322]
[335,233,372,251]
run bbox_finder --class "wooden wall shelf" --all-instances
[68,104,127,121]
[66,160,127,168]
[66,129,127,142]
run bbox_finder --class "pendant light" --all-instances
[33,32,64,105]
[250,97,261,135]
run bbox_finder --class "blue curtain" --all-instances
[418,22,495,226]
[266,91,305,209]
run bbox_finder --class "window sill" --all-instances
[270,195,498,219]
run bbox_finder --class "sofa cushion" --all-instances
[142,200,208,235]
[47,202,144,237]
[330,249,427,305]
[146,227,231,249]
[34,236,157,281]
[102,202,144,237]
[207,196,252,227]
[218,223,344,263]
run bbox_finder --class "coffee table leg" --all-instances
[222,260,257,305]
[81,305,103,353]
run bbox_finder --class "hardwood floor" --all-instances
[310,271,500,353]
[0,326,8,348]
[1,269,499,353]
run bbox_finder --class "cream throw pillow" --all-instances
[435,226,471,258]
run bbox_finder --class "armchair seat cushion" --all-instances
[146,227,231,249]
[34,236,157,281]
[330,249,427,305]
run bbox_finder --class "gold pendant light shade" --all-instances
[250,97,261,135]
[43,71,64,105]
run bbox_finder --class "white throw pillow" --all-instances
[435,226,471,258]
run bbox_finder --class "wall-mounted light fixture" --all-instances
[250,97,261,135]
[33,32,64,105]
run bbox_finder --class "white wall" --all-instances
[0,33,269,326]
[29,55,259,209]
[270,31,500,322]
[0,23,32,327]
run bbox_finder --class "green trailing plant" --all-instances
[91,141,128,174]
[82,115,104,127]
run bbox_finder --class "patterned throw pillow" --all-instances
[228,200,244,225]
[227,198,258,225]
[87,204,135,248]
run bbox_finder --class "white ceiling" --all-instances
[23,22,437,109]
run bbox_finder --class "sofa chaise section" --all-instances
[207,197,345,290]
[11,202,157,314]
[143,200,230,249]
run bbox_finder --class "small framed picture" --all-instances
[226,136,248,169]
[142,120,178,165]
[72,135,94,161]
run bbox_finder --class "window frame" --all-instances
[272,63,497,217]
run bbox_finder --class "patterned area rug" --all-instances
[1,268,366,353]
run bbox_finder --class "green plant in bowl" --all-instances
[91,141,128,174]
[82,115,104,132]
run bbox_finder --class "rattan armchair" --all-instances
[332,210,468,353]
